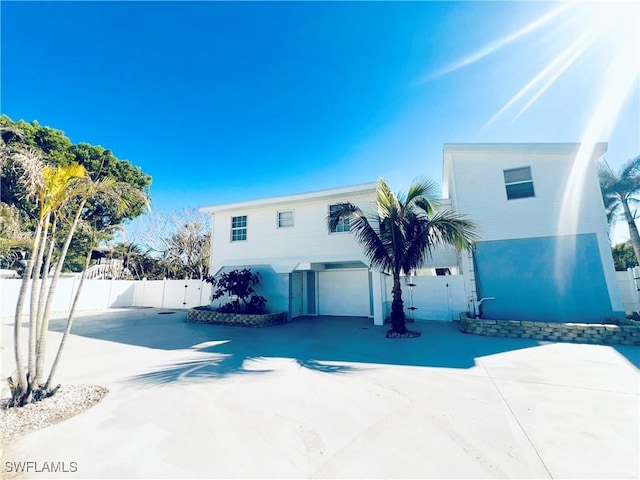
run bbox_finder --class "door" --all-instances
[290,271,304,318]
[318,269,370,317]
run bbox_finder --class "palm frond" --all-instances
[405,177,440,216]
[619,155,640,181]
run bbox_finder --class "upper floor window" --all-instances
[277,210,294,228]
[504,166,535,200]
[329,204,350,233]
[231,215,247,241]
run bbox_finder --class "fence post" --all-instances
[631,267,640,313]
[141,277,147,307]
[107,277,115,308]
[69,275,78,311]
[161,277,166,308]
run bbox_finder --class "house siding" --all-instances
[209,191,375,274]
[444,144,609,241]
[444,143,624,323]
[475,234,619,323]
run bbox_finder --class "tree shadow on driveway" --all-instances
[41,308,562,386]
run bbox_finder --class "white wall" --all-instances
[443,143,610,241]
[617,268,640,314]
[0,278,213,317]
[208,190,376,273]
[207,189,461,274]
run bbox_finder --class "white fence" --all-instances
[0,278,213,317]
[617,267,640,314]
[3,270,636,319]
[382,274,468,321]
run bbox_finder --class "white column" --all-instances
[631,267,640,313]
[459,250,477,317]
[371,270,384,326]
[596,232,624,314]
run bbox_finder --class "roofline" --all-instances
[200,181,378,214]
[441,142,608,200]
[443,142,608,155]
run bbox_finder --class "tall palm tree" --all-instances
[329,178,478,337]
[8,148,149,406]
[598,155,640,264]
[8,150,86,405]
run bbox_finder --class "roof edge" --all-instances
[200,181,378,214]
[443,142,608,155]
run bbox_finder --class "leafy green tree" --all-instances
[329,178,477,337]
[611,242,638,271]
[1,115,152,267]
[109,242,168,280]
[0,203,31,273]
[599,155,640,264]
[4,131,149,407]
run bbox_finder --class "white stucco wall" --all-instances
[204,185,463,274]
[205,187,376,274]
[443,143,610,241]
[443,143,623,316]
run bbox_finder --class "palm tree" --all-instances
[598,155,640,264]
[329,178,478,337]
[8,148,149,406]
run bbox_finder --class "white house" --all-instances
[444,143,624,323]
[201,142,625,325]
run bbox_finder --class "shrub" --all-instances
[205,268,267,314]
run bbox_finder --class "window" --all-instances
[504,166,535,200]
[231,215,247,241]
[329,204,350,233]
[277,210,294,228]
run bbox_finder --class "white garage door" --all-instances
[318,270,370,317]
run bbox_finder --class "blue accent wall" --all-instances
[475,234,617,323]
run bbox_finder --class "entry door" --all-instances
[290,271,304,318]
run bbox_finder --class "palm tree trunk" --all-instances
[34,201,86,387]
[44,244,92,391]
[28,216,49,381]
[35,217,58,382]
[622,199,640,265]
[11,220,44,406]
[390,271,407,334]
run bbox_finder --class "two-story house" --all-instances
[444,142,624,323]
[201,142,625,325]
[201,183,380,320]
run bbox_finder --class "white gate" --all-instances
[384,274,467,321]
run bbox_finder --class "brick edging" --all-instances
[186,308,288,327]
[458,313,640,346]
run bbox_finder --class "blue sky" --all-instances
[2,1,638,238]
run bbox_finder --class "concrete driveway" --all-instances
[1,308,639,479]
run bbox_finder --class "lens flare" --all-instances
[426,1,639,292]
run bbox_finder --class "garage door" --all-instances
[318,270,370,317]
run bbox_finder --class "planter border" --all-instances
[458,313,640,346]
[186,307,287,328]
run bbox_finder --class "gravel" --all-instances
[0,385,108,446]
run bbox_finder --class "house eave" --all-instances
[443,142,607,158]
[200,181,377,214]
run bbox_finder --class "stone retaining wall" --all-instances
[458,313,640,346]
[187,308,287,327]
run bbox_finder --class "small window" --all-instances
[278,210,294,228]
[329,204,350,233]
[231,215,247,241]
[504,166,535,200]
